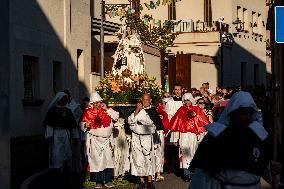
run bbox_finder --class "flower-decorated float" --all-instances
[95,32,163,107]
[95,30,163,131]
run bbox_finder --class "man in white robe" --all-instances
[80,92,119,189]
[128,93,157,189]
[164,83,183,174]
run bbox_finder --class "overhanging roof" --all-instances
[91,17,121,35]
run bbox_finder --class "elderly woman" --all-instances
[168,93,209,182]
[80,92,119,189]
[189,91,271,189]
[44,92,77,170]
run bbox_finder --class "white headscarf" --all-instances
[47,92,67,110]
[90,92,103,103]
[205,91,268,140]
[182,93,196,105]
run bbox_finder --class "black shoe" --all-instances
[137,183,146,189]
[146,182,155,189]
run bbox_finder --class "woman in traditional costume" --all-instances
[168,93,209,182]
[189,91,271,189]
[44,92,77,170]
[80,92,119,189]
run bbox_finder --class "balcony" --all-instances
[163,20,229,33]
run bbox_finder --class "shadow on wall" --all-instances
[9,1,89,189]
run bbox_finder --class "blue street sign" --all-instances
[275,6,284,43]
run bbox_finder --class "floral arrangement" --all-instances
[95,72,163,105]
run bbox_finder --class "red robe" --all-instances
[81,107,111,129]
[168,105,209,134]
[156,103,170,131]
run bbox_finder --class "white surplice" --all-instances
[128,109,156,176]
[165,98,183,143]
[81,108,119,172]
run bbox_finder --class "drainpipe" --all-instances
[100,0,105,79]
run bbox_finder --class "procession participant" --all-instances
[80,92,119,189]
[128,93,158,189]
[113,117,131,178]
[168,93,209,182]
[63,89,83,173]
[197,98,214,123]
[189,91,271,189]
[44,92,77,171]
[154,97,170,182]
[164,83,184,174]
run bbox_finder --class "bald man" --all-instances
[128,94,164,189]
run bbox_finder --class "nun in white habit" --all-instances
[80,92,119,188]
[189,91,271,189]
[44,92,77,169]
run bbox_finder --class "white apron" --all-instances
[45,126,72,168]
[179,132,198,169]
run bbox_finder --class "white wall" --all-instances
[144,53,161,85]
[191,61,218,93]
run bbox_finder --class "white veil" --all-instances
[205,91,268,140]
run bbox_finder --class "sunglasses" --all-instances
[198,102,205,104]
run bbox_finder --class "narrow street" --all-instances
[24,170,272,189]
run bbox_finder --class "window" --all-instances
[77,49,84,81]
[168,1,176,20]
[204,0,212,24]
[241,62,247,87]
[23,55,39,99]
[243,8,249,31]
[257,13,262,35]
[91,55,100,73]
[254,64,259,86]
[237,6,241,20]
[252,11,257,34]
[53,61,62,94]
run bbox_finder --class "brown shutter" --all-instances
[168,55,176,92]
[176,53,191,90]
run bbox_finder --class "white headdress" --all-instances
[205,91,268,140]
[182,93,196,105]
[90,92,103,103]
[47,92,67,110]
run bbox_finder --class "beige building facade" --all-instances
[141,0,268,90]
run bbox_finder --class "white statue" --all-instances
[112,33,145,77]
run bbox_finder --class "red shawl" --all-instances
[81,107,111,129]
[168,105,209,134]
[156,103,170,131]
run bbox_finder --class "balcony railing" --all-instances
[163,20,229,33]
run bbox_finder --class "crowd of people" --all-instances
[43,82,281,189]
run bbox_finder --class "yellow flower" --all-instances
[133,75,140,82]
[111,85,121,93]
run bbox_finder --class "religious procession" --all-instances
[5,1,284,189]
[42,29,282,189]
